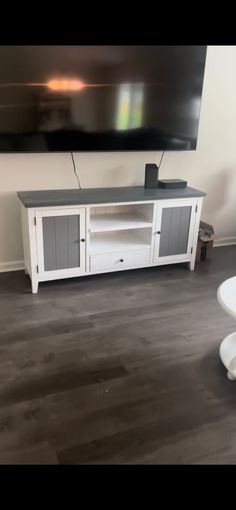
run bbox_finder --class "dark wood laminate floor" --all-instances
[0,247,236,464]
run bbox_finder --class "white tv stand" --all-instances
[18,186,206,294]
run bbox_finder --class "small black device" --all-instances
[158,179,187,189]
[144,164,159,188]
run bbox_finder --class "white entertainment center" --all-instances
[18,186,206,294]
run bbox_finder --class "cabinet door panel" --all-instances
[36,208,85,279]
[159,206,191,257]
[42,217,57,271]
[154,200,197,264]
[43,215,80,271]
[67,215,81,268]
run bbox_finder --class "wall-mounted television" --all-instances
[0,45,207,152]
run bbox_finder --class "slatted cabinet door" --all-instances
[35,208,86,280]
[154,199,198,265]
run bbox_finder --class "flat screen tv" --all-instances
[0,45,207,152]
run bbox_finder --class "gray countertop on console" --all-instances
[17,186,206,208]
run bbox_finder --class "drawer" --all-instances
[90,249,151,272]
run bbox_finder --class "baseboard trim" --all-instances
[0,260,24,273]
[214,237,236,247]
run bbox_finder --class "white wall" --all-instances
[1,45,236,270]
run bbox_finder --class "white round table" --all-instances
[217,276,236,380]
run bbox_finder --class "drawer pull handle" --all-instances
[157,231,161,234]
[81,238,85,242]
[120,258,124,262]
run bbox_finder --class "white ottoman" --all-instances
[217,276,236,380]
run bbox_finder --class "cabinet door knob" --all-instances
[120,258,124,262]
[81,238,85,242]
[157,231,161,234]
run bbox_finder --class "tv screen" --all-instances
[0,45,207,152]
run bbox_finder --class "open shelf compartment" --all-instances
[90,228,153,255]
[90,203,154,233]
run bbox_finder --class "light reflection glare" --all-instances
[116,83,144,130]
[47,79,86,91]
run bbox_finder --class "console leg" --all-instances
[227,371,236,381]
[31,279,38,294]
[188,259,195,271]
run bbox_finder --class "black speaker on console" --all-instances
[144,164,159,188]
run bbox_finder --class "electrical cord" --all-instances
[158,150,165,170]
[71,152,82,189]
